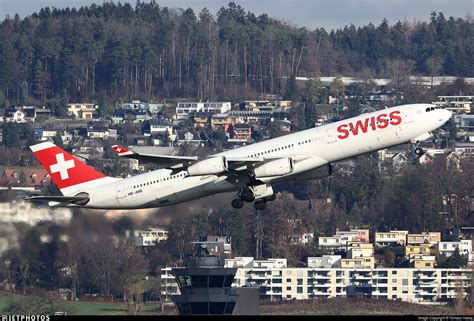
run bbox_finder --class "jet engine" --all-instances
[254,157,293,178]
[187,156,228,176]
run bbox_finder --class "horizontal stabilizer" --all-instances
[26,195,90,205]
[112,145,198,168]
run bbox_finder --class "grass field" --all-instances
[0,293,162,315]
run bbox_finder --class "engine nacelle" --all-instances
[187,156,228,176]
[292,164,333,181]
[254,157,294,178]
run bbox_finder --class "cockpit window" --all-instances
[425,107,436,112]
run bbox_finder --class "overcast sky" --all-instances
[1,0,472,30]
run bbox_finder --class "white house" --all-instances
[375,230,409,247]
[149,119,174,134]
[4,107,36,123]
[120,100,163,114]
[67,103,98,119]
[438,240,473,262]
[318,235,356,251]
[176,101,231,120]
[290,233,314,245]
[134,228,169,247]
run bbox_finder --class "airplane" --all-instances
[27,103,451,210]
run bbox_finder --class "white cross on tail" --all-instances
[50,153,75,180]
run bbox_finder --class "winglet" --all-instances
[112,145,134,157]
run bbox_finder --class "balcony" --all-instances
[313,283,331,287]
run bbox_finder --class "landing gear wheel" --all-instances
[231,199,244,209]
[240,189,255,202]
[414,147,424,156]
[264,194,276,202]
[254,200,266,211]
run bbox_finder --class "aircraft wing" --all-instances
[112,145,198,168]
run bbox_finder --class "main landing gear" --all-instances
[230,187,276,210]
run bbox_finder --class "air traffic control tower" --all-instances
[170,236,259,315]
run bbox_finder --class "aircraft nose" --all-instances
[443,109,452,122]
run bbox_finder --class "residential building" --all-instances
[134,228,169,246]
[307,256,341,268]
[290,233,314,245]
[230,110,272,125]
[454,142,474,155]
[176,102,231,120]
[227,124,252,143]
[391,153,409,171]
[410,255,436,269]
[67,103,98,119]
[438,240,473,262]
[211,113,232,129]
[225,257,255,268]
[175,130,206,146]
[318,234,356,251]
[4,106,36,122]
[276,119,292,132]
[2,167,50,188]
[407,232,441,245]
[341,257,375,269]
[375,230,408,247]
[405,243,436,258]
[446,151,462,169]
[347,242,374,259]
[162,257,472,304]
[432,96,472,113]
[34,106,52,118]
[87,127,117,140]
[454,114,474,130]
[34,128,58,142]
[149,119,173,134]
[111,110,125,124]
[336,229,370,243]
[135,110,152,123]
[193,112,211,128]
[120,100,163,113]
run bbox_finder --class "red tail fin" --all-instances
[30,142,108,193]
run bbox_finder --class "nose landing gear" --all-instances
[414,147,425,156]
[410,139,425,157]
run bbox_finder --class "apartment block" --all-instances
[162,257,472,304]
[375,230,408,247]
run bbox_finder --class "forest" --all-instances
[0,1,473,105]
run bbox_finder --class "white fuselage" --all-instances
[71,103,451,209]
